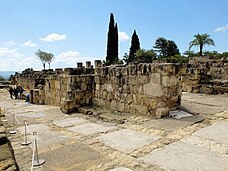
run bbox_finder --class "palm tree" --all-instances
[189,33,215,56]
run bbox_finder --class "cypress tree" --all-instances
[106,13,118,65]
[129,30,140,63]
[114,23,119,63]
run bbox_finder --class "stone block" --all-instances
[130,104,148,115]
[151,73,161,84]
[128,65,137,75]
[121,67,128,76]
[143,83,164,98]
[162,76,178,87]
[86,61,91,68]
[110,100,117,110]
[123,84,130,93]
[94,60,102,68]
[156,108,169,118]
[200,85,212,94]
[116,102,125,112]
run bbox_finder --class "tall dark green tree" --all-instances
[106,13,118,65]
[128,30,140,63]
[113,23,119,63]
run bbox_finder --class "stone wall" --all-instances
[14,62,181,118]
[93,64,181,118]
[180,57,228,94]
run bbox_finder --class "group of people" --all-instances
[6,85,30,102]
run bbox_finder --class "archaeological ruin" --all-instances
[12,57,228,118]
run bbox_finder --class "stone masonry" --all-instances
[179,57,228,94]
[13,57,228,118]
[14,62,181,118]
[93,64,181,118]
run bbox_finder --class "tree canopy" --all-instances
[135,49,156,63]
[35,49,54,69]
[153,37,180,58]
[189,33,215,56]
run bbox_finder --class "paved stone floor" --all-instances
[0,89,228,171]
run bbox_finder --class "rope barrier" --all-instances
[25,121,33,135]
[30,132,45,171]
[14,114,23,125]
[9,114,17,134]
[21,120,32,146]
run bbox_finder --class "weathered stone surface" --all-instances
[98,129,160,153]
[16,113,47,118]
[143,83,163,98]
[53,117,88,128]
[145,119,194,132]
[140,141,228,171]
[192,121,228,144]
[68,122,116,135]
[40,142,109,171]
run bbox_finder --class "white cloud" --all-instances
[119,32,130,41]
[39,33,67,42]
[0,47,24,58]
[0,47,35,71]
[21,40,37,47]
[3,41,17,46]
[215,25,228,32]
[55,51,80,65]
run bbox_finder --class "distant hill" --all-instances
[0,71,18,80]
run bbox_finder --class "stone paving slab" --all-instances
[17,123,50,134]
[98,129,160,154]
[16,113,47,118]
[140,141,228,171]
[110,167,133,171]
[192,121,228,144]
[145,119,192,132]
[68,122,116,135]
[40,142,109,171]
[53,117,88,128]
[27,132,68,151]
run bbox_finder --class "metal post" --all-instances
[9,114,17,134]
[32,132,45,166]
[21,120,31,145]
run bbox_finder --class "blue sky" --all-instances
[0,0,228,71]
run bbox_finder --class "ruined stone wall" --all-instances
[14,62,182,118]
[180,57,228,94]
[93,64,181,118]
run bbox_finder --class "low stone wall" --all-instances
[14,62,181,118]
[93,64,181,118]
[180,57,228,94]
